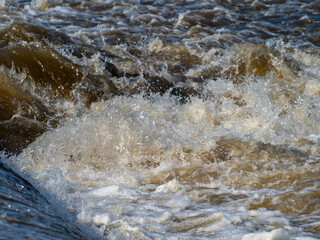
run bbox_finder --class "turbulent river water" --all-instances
[0,0,319,239]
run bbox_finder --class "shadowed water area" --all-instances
[0,0,319,239]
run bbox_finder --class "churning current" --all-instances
[0,0,319,239]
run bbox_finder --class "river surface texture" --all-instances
[0,0,319,239]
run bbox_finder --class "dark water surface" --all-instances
[0,0,319,239]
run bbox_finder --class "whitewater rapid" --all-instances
[0,0,319,239]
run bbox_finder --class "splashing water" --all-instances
[0,0,319,239]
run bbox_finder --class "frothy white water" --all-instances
[12,39,320,238]
[12,70,320,238]
[0,0,320,237]
[0,0,319,238]
[30,0,50,11]
[0,0,5,10]
[241,228,289,240]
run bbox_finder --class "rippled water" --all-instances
[0,0,319,239]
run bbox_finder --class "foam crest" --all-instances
[13,85,319,238]
[241,229,289,240]
[31,0,50,11]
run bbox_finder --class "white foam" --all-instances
[1,0,319,239]
[241,229,289,240]
[93,213,113,226]
[305,79,320,96]
[31,0,50,11]
[0,0,5,10]
[148,38,164,53]
[86,185,141,199]
[155,179,184,193]
[12,88,318,238]
[293,237,318,240]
